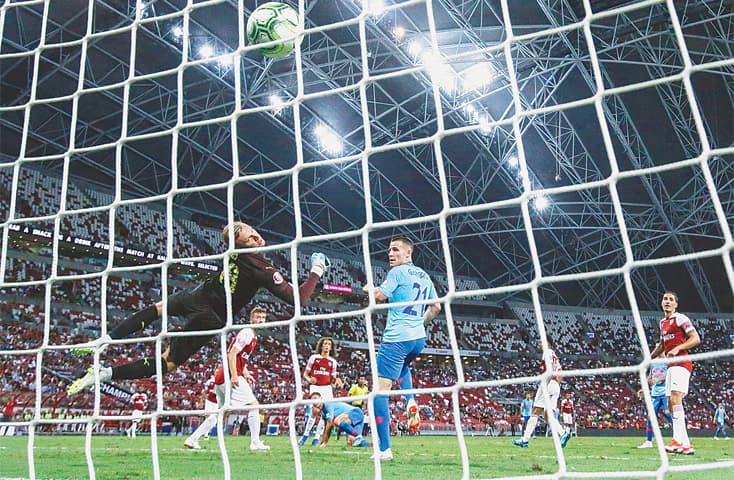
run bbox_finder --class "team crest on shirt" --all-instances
[272,271,284,285]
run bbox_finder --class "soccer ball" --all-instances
[246,2,299,59]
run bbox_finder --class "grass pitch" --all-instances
[1,434,732,479]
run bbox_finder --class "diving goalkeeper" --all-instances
[68,221,330,395]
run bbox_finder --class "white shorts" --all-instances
[131,409,143,423]
[309,384,334,400]
[562,413,573,425]
[216,376,257,407]
[665,366,690,397]
[533,379,560,411]
[204,399,219,413]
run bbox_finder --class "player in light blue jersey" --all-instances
[309,393,371,447]
[364,237,441,461]
[713,403,729,440]
[520,393,534,437]
[637,363,674,448]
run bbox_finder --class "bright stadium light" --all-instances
[507,154,519,167]
[171,25,184,38]
[198,44,214,59]
[462,63,495,91]
[217,54,231,67]
[315,125,343,154]
[408,39,423,58]
[534,194,550,211]
[423,53,455,93]
[269,94,285,114]
[478,116,492,134]
[392,25,405,40]
[368,0,385,15]
[270,94,285,108]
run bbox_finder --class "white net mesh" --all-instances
[1,0,734,479]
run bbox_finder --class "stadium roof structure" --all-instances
[1,0,732,312]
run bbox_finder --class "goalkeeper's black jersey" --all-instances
[198,252,313,314]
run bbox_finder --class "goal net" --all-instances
[1,0,733,479]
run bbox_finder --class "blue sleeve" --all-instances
[427,280,437,300]
[322,404,333,421]
[378,268,400,299]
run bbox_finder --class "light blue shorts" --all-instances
[376,337,426,381]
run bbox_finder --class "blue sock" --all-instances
[398,367,414,405]
[375,394,390,452]
[664,413,672,424]
[339,421,357,436]
[646,420,653,442]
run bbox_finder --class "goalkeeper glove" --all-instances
[310,252,331,277]
[70,335,111,356]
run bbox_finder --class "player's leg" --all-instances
[109,303,163,340]
[374,341,407,459]
[665,366,692,454]
[185,397,220,449]
[399,338,425,433]
[299,385,322,446]
[185,413,217,449]
[69,306,224,396]
[229,378,269,451]
[347,410,370,447]
[515,404,543,446]
[311,386,333,445]
[299,404,316,446]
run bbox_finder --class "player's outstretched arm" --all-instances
[265,253,331,306]
[424,303,441,323]
[318,420,334,447]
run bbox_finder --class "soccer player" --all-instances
[349,375,369,410]
[309,392,370,448]
[513,339,571,449]
[713,402,730,440]
[126,384,148,438]
[559,391,574,438]
[519,392,533,437]
[193,306,270,451]
[363,237,441,461]
[298,336,343,446]
[636,363,673,448]
[67,222,330,396]
[183,376,218,450]
[650,291,700,455]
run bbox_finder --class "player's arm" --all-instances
[330,360,343,388]
[362,284,388,302]
[227,346,241,388]
[666,327,700,357]
[318,419,334,447]
[650,341,665,359]
[258,254,329,306]
[303,356,316,384]
[364,268,398,302]
[424,303,441,323]
[423,280,441,323]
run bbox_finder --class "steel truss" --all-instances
[0,0,732,311]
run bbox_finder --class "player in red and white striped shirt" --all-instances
[184,307,270,451]
[513,338,570,449]
[651,291,700,455]
[299,336,343,446]
[126,385,148,438]
[560,392,575,437]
